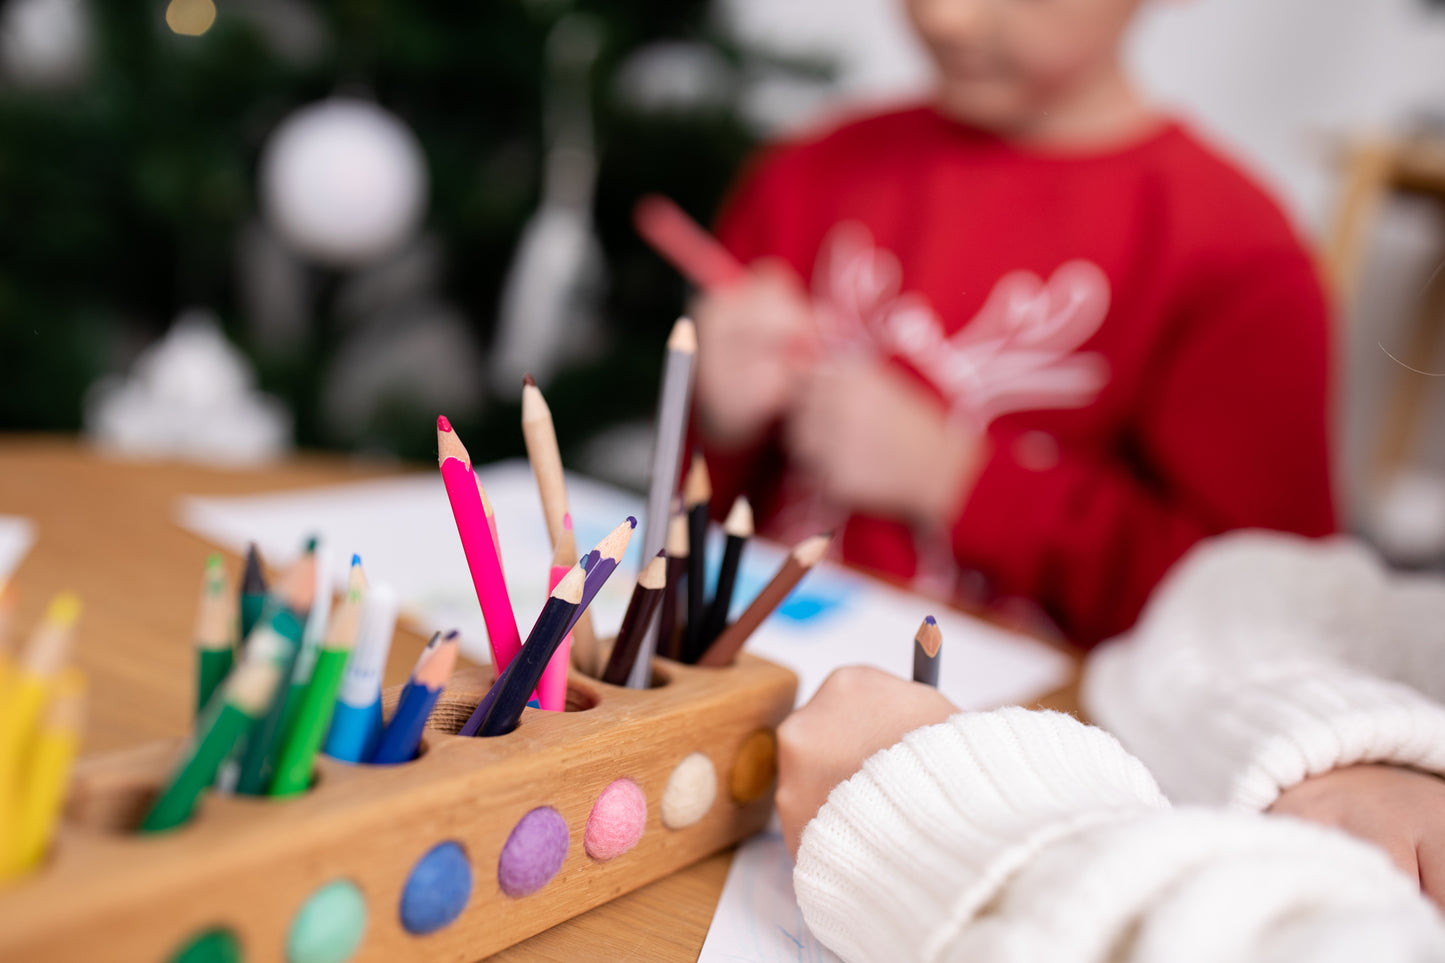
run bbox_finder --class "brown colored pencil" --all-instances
[697,533,831,667]
[521,374,602,674]
[697,496,752,653]
[682,452,712,661]
[601,552,668,686]
[912,615,941,688]
[657,508,689,661]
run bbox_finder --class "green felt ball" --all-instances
[287,880,368,963]
[168,928,243,963]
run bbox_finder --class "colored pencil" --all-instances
[9,668,84,874]
[912,615,942,688]
[569,516,637,635]
[0,594,80,805]
[324,582,399,764]
[0,579,16,693]
[601,552,667,686]
[238,542,268,647]
[193,554,234,716]
[465,565,584,738]
[141,656,282,833]
[232,553,315,795]
[521,375,601,675]
[270,557,367,796]
[657,507,689,661]
[537,522,577,712]
[633,195,745,290]
[370,631,460,765]
[699,496,752,650]
[291,538,333,691]
[632,317,699,689]
[682,453,712,662]
[437,415,522,672]
[698,533,831,667]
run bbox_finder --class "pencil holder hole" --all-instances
[64,743,172,833]
[564,678,600,712]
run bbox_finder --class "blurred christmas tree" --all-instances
[0,0,827,466]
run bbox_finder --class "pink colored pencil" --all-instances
[634,195,746,290]
[537,517,577,713]
[437,416,522,671]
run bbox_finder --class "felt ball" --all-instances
[729,730,778,804]
[260,98,428,268]
[168,928,243,963]
[287,880,366,963]
[661,752,717,829]
[585,778,647,861]
[498,807,570,897]
[399,841,473,935]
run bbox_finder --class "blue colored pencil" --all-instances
[323,583,398,764]
[369,631,459,765]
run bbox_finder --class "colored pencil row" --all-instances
[145,541,446,834]
[0,587,84,881]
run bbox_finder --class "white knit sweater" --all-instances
[794,533,1445,962]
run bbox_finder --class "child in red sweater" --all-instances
[693,0,1335,646]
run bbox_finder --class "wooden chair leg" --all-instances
[1325,141,1395,315]
[1372,230,1445,489]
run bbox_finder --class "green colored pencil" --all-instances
[234,548,316,795]
[142,657,281,833]
[270,558,366,798]
[238,543,268,648]
[193,554,234,716]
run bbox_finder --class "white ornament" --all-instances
[260,98,428,268]
[0,0,91,89]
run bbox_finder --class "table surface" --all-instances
[0,436,1080,962]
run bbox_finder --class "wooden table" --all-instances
[0,436,1079,962]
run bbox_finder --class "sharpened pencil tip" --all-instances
[563,512,573,531]
[627,515,637,529]
[351,553,362,567]
[437,414,453,432]
[522,373,536,387]
[444,629,459,640]
[925,615,936,625]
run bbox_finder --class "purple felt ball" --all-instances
[497,807,569,897]
[585,778,647,861]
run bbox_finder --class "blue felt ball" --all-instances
[399,841,473,935]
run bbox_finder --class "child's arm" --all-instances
[782,670,1445,963]
[1083,533,1445,892]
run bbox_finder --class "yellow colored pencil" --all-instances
[7,668,85,877]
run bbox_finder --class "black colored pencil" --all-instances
[238,542,268,649]
[682,453,711,661]
[657,508,689,661]
[463,565,584,738]
[602,552,668,686]
[912,615,942,688]
[697,496,752,652]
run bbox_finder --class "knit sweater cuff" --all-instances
[1086,641,1445,811]
[793,707,1167,963]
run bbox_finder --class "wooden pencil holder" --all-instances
[0,652,796,962]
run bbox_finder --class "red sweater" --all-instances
[704,105,1335,647]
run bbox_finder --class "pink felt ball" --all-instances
[584,778,647,861]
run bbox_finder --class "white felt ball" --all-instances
[661,752,717,829]
[0,0,92,89]
[260,98,428,268]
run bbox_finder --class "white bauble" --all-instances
[260,98,428,268]
[0,0,91,88]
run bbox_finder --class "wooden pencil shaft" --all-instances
[601,586,664,686]
[522,389,569,545]
[684,505,708,662]
[195,650,233,717]
[657,556,688,661]
[471,597,578,737]
[269,648,351,796]
[700,535,746,649]
[141,703,252,832]
[698,558,808,667]
[233,609,305,795]
[440,456,522,671]
[369,682,442,765]
[912,642,940,688]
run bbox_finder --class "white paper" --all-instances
[0,516,36,581]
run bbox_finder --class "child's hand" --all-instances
[1270,763,1445,909]
[776,666,957,857]
[785,358,986,526]
[692,259,821,449]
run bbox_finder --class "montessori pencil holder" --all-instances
[0,652,796,962]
